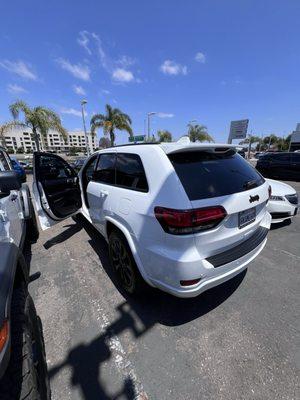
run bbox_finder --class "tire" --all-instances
[0,287,50,400]
[26,199,39,243]
[108,230,147,296]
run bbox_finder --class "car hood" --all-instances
[265,178,296,196]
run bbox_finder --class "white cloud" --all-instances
[7,83,27,94]
[112,68,134,82]
[77,31,92,55]
[72,85,86,95]
[56,58,90,81]
[102,89,110,94]
[77,31,137,84]
[195,52,206,63]
[160,60,187,76]
[0,60,38,80]
[117,55,136,68]
[157,112,174,118]
[60,107,87,117]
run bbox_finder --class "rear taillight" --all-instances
[154,206,227,235]
[0,320,9,353]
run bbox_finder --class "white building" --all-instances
[1,126,97,154]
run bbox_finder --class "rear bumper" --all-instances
[268,199,297,223]
[140,212,271,298]
[150,236,267,298]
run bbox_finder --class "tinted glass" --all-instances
[84,155,98,181]
[271,153,290,161]
[38,154,74,179]
[291,153,300,163]
[168,150,265,201]
[116,153,148,192]
[93,153,116,184]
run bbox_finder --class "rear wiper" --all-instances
[243,180,257,190]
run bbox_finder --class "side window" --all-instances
[291,153,300,163]
[116,153,148,192]
[92,153,116,184]
[273,153,290,162]
[39,155,74,179]
[84,155,98,181]
[0,151,10,171]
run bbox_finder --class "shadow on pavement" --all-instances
[48,215,246,400]
[43,223,82,249]
[270,219,292,230]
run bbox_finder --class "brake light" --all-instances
[0,320,9,353]
[154,206,227,235]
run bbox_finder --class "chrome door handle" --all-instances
[100,189,109,196]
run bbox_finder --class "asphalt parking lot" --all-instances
[27,179,300,400]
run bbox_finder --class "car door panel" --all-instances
[86,153,116,235]
[0,150,23,245]
[33,152,81,230]
[291,153,300,180]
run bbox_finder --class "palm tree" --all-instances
[99,136,111,149]
[90,104,133,147]
[9,100,67,152]
[187,123,214,143]
[157,130,172,142]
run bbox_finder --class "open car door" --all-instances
[33,152,82,230]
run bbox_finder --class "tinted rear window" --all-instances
[116,153,148,192]
[168,150,265,201]
[93,153,116,184]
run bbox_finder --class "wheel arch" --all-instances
[0,244,28,379]
[105,217,153,286]
[20,183,32,219]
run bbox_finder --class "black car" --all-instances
[256,152,300,181]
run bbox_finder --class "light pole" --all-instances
[81,100,90,156]
[147,112,157,140]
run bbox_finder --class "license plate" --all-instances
[238,207,256,228]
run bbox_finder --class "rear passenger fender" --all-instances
[105,217,154,287]
[0,243,28,377]
[20,183,32,219]
[0,243,28,325]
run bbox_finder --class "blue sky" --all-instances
[0,0,299,145]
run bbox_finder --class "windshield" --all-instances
[169,150,265,201]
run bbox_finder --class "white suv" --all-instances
[33,142,271,298]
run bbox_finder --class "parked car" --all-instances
[33,142,271,298]
[10,158,26,183]
[0,147,49,399]
[256,152,300,181]
[237,149,246,158]
[266,178,298,223]
[70,158,86,172]
[254,152,264,159]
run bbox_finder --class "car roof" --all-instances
[95,141,238,156]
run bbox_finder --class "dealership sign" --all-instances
[129,135,146,143]
[228,119,249,143]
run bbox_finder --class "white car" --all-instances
[33,142,271,298]
[266,179,298,223]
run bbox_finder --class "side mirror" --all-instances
[0,171,22,195]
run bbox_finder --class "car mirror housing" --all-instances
[0,171,22,194]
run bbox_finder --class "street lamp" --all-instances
[147,112,157,140]
[81,100,90,156]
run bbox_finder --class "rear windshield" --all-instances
[168,150,265,201]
